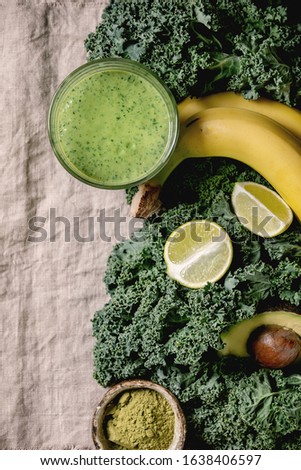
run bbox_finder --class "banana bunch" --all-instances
[130,92,301,220]
[177,92,301,140]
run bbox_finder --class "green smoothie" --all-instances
[57,70,171,186]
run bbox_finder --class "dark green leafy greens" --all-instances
[92,158,301,449]
[85,0,301,106]
[183,361,301,450]
[87,0,301,450]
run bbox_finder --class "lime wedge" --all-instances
[164,220,233,288]
[231,182,293,237]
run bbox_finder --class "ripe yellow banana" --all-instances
[148,107,301,221]
[178,92,301,141]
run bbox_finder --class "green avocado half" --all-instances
[219,310,301,357]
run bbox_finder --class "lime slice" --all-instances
[164,220,233,288]
[231,182,293,237]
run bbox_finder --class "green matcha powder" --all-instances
[104,389,175,450]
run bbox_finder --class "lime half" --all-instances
[231,182,293,237]
[164,220,233,289]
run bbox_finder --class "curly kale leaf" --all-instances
[206,1,301,104]
[263,227,301,261]
[85,0,209,101]
[93,157,301,448]
[85,0,301,106]
[165,284,255,366]
[185,361,301,450]
[225,258,301,306]
[93,159,301,386]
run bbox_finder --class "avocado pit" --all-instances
[219,310,301,368]
[247,324,301,368]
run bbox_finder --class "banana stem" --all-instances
[150,114,203,187]
[130,122,189,218]
[130,126,189,218]
[150,143,187,187]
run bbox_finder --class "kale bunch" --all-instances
[85,0,301,106]
[92,158,301,449]
[180,359,301,450]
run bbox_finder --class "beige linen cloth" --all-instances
[0,0,136,449]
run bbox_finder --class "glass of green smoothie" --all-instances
[48,59,179,189]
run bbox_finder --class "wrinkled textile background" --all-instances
[0,0,135,449]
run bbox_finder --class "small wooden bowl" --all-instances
[92,379,186,450]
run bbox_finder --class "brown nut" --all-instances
[248,324,301,368]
